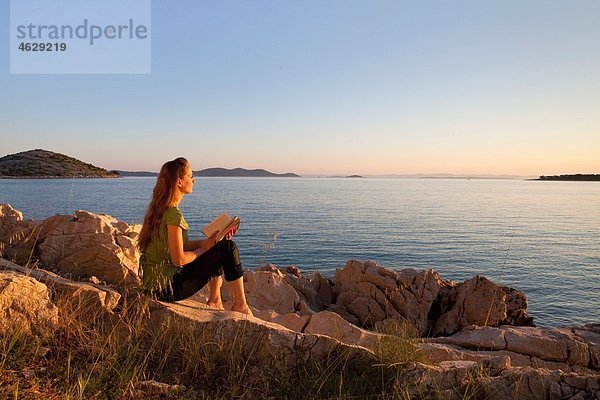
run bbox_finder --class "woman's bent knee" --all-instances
[219,239,237,252]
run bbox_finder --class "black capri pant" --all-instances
[155,239,244,302]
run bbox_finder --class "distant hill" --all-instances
[116,167,300,178]
[0,149,118,178]
[195,168,299,178]
[536,174,600,181]
[113,170,157,177]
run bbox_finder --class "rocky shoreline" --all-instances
[1,203,599,399]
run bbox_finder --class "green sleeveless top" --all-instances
[141,206,189,292]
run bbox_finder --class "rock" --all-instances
[283,272,324,311]
[1,257,121,313]
[304,311,379,351]
[0,270,59,336]
[432,275,531,336]
[504,326,568,362]
[548,382,562,400]
[0,204,38,263]
[421,343,470,364]
[502,286,535,326]
[244,270,300,314]
[330,260,442,332]
[482,354,511,374]
[574,326,600,369]
[493,368,554,400]
[0,204,140,286]
[254,265,331,312]
[309,271,334,306]
[285,266,301,278]
[150,298,374,368]
[272,312,311,332]
[421,342,531,367]
[433,325,507,350]
[431,324,600,373]
[392,360,485,399]
[253,308,380,352]
[530,357,572,372]
[134,380,186,396]
[37,210,141,285]
[255,264,284,277]
[270,260,531,338]
[583,323,600,335]
[550,328,590,366]
[392,359,600,400]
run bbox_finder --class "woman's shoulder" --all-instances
[164,206,182,216]
[163,206,188,228]
[163,206,183,220]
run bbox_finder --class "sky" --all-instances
[1,1,599,176]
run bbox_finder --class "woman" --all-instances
[138,157,252,315]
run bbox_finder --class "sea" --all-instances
[1,177,598,327]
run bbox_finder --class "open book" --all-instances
[202,212,240,242]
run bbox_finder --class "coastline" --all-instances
[1,204,599,398]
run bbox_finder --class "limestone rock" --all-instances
[329,260,442,332]
[254,265,334,312]
[0,270,58,336]
[439,325,507,350]
[272,312,311,333]
[432,275,532,335]
[150,298,374,368]
[244,270,300,314]
[134,380,186,396]
[394,360,600,400]
[255,263,284,277]
[38,210,141,285]
[575,326,600,370]
[304,310,379,351]
[421,342,531,367]
[504,326,569,363]
[309,271,334,306]
[0,203,38,263]
[1,257,120,312]
[432,325,600,372]
[283,272,326,312]
[252,307,379,352]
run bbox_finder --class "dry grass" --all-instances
[374,318,426,367]
[0,269,501,400]
[0,291,431,400]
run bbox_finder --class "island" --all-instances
[536,174,600,181]
[1,149,301,179]
[0,149,118,178]
[117,167,300,178]
[194,167,299,178]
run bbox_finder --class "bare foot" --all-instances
[206,300,225,310]
[231,303,253,316]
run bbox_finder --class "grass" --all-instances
[0,263,501,400]
[374,318,426,366]
[0,290,433,400]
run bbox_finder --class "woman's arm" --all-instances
[183,239,210,251]
[183,226,238,251]
[167,225,216,267]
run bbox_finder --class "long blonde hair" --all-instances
[138,157,189,252]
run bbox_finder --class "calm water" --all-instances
[1,177,599,327]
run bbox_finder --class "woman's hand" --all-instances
[224,226,238,240]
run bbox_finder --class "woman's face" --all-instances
[179,165,196,195]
